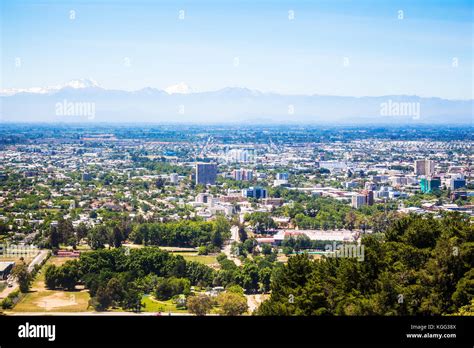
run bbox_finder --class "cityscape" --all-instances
[0,0,472,346]
[0,124,472,317]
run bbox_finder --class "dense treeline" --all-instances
[45,247,215,311]
[129,216,231,248]
[246,196,397,233]
[45,216,230,251]
[47,218,133,250]
[44,245,278,311]
[257,213,473,315]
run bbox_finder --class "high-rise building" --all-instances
[232,169,253,181]
[351,194,367,209]
[352,190,374,208]
[242,186,267,199]
[227,149,250,163]
[195,163,217,185]
[420,176,441,193]
[414,159,435,176]
[362,190,374,206]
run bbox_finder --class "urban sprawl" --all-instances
[0,125,472,316]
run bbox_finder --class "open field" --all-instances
[141,295,187,313]
[59,244,91,251]
[31,256,77,290]
[47,256,78,267]
[13,290,90,312]
[173,253,218,265]
[11,256,90,312]
[0,256,34,264]
[121,245,217,264]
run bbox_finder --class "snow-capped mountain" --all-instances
[0,78,101,96]
[0,79,472,124]
[164,82,193,95]
[59,78,101,89]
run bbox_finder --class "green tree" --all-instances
[12,261,31,293]
[155,277,190,301]
[122,286,144,312]
[111,225,124,248]
[49,225,60,249]
[259,267,272,293]
[44,264,58,289]
[90,285,112,311]
[106,277,125,307]
[187,294,213,316]
[217,291,248,316]
[88,225,110,249]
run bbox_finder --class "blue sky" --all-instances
[1,0,472,99]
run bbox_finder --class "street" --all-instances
[222,225,241,266]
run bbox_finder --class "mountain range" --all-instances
[1,79,472,124]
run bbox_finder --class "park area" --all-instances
[11,256,90,312]
[172,252,218,266]
[123,244,219,266]
[141,294,188,314]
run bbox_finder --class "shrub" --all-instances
[1,297,13,309]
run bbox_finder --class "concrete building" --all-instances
[169,173,179,184]
[344,181,359,189]
[195,193,213,204]
[362,190,374,206]
[364,182,377,191]
[263,197,284,206]
[276,172,289,180]
[227,149,250,163]
[272,229,358,246]
[232,169,253,181]
[450,177,466,190]
[414,159,435,176]
[195,163,217,185]
[390,176,408,187]
[351,194,367,209]
[242,186,267,199]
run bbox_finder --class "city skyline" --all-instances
[0,0,472,345]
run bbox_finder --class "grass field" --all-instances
[13,289,90,312]
[141,294,187,313]
[0,256,34,264]
[12,256,90,312]
[173,253,218,265]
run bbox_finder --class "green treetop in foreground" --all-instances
[257,213,473,316]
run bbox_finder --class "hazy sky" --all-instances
[1,0,473,99]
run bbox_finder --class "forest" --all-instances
[257,213,473,315]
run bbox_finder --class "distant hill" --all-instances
[1,79,472,124]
